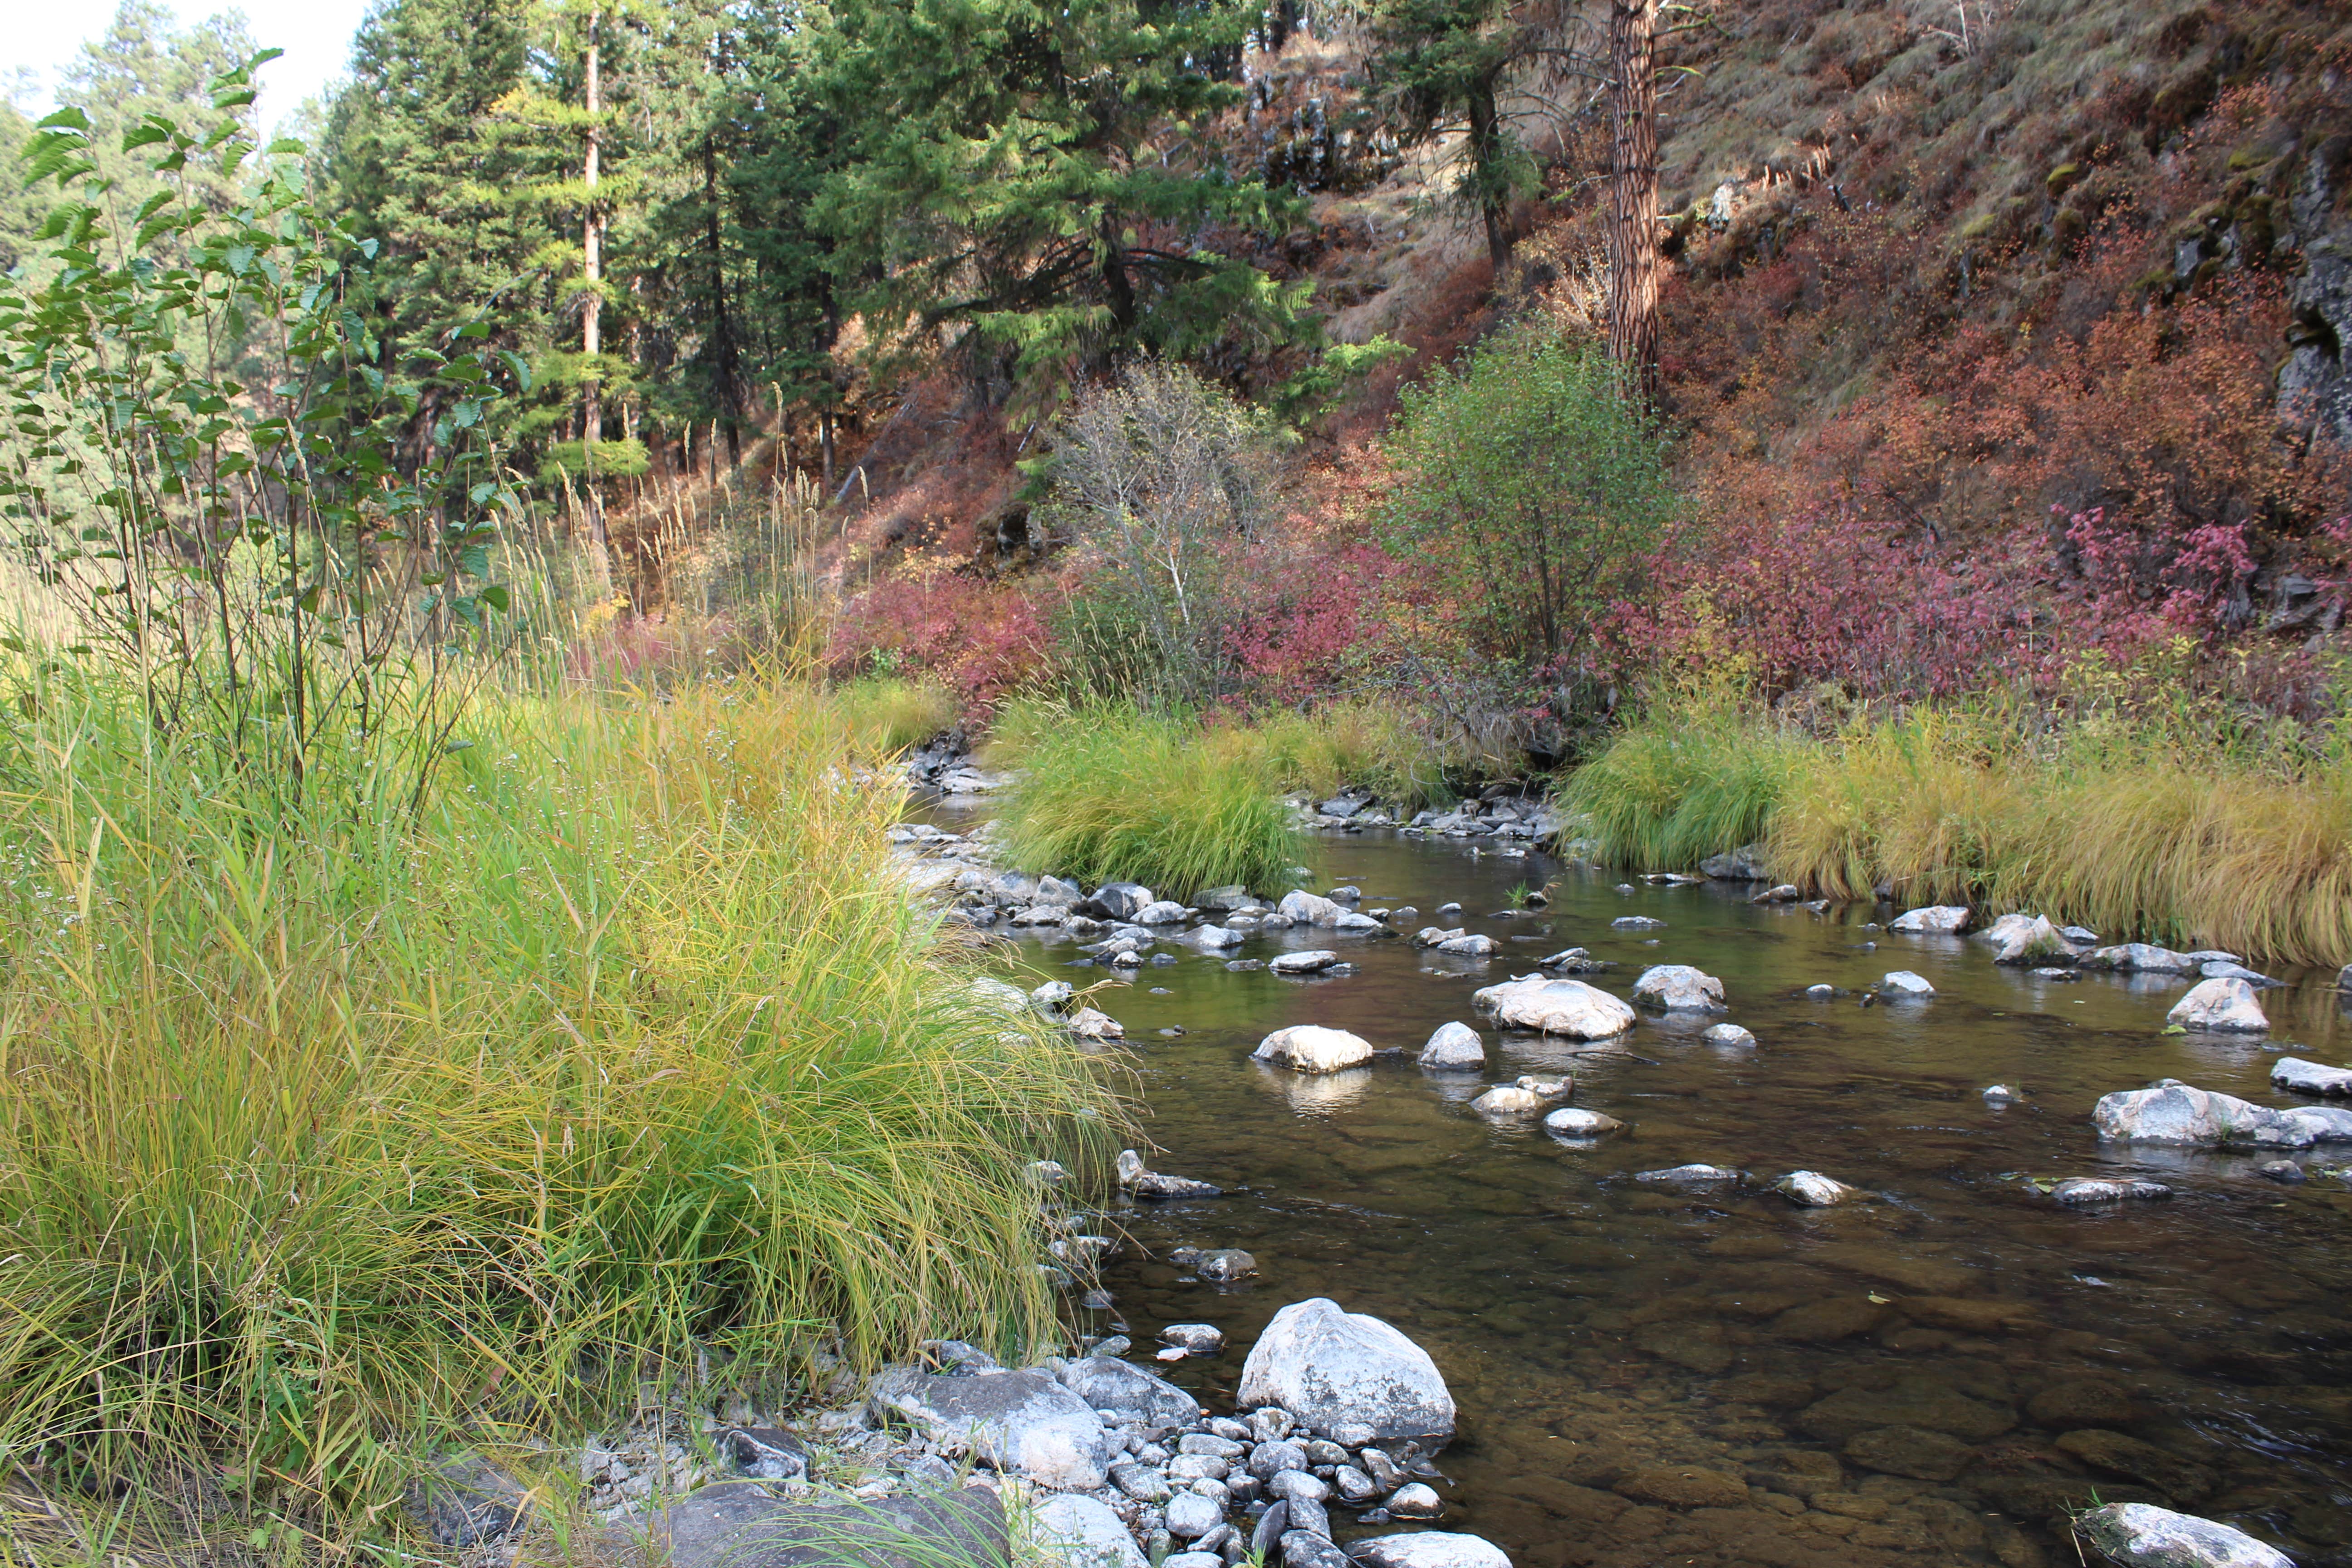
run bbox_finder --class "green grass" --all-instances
[1218,699,1461,810]
[1564,696,2352,966]
[829,674,963,753]
[987,700,1310,895]
[0,669,1116,1544]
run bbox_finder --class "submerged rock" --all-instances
[1702,1022,1756,1046]
[1636,1163,1741,1184]
[2051,1178,2173,1205]
[1418,1021,1486,1069]
[1889,905,1970,934]
[1471,977,1637,1038]
[1632,964,1726,1012]
[1773,1170,1856,1206]
[2093,1080,2309,1148]
[1237,1298,1455,1440]
[2166,978,2269,1033]
[1196,1249,1257,1282]
[1254,1025,1374,1073]
[2272,1056,2352,1096]
[2073,1502,2293,1568]
[1471,1076,1570,1117]
[1611,915,1666,930]
[1116,1149,1223,1199]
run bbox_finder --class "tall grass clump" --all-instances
[1218,700,1460,808]
[1560,700,1807,871]
[1565,694,2352,965]
[989,700,1308,894]
[828,673,963,753]
[0,672,1116,1536]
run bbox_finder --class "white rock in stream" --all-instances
[1269,950,1342,975]
[1470,1077,1569,1117]
[868,1366,1112,1489]
[1253,1026,1374,1073]
[1542,1106,1626,1137]
[1702,1022,1756,1046]
[1773,1170,1856,1206]
[1889,905,1970,933]
[1471,977,1636,1039]
[1435,933,1496,956]
[2051,1177,2173,1205]
[2092,1080,2311,1147]
[1277,890,1350,927]
[1237,1298,1455,1440]
[1632,964,1726,1012]
[2274,1057,2352,1096]
[2074,1502,2293,1568]
[1880,970,1935,996]
[1418,1022,1486,1069]
[2166,978,2269,1033]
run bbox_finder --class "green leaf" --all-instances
[34,107,90,132]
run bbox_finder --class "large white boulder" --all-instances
[1880,970,1936,996]
[2166,978,2269,1033]
[2080,942,2201,974]
[868,1366,1114,1490]
[1237,1298,1454,1441]
[1254,1026,1374,1073]
[1032,1493,1151,1568]
[2092,1080,2309,1148]
[1989,915,2073,965]
[1632,965,1726,1012]
[1057,1354,1203,1426]
[1348,1534,1514,1568]
[2073,1502,2293,1568]
[1470,978,1636,1038]
[1889,905,1970,933]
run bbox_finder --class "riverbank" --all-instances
[0,673,1114,1548]
[1561,699,2352,969]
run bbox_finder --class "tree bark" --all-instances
[1467,78,1513,277]
[582,9,611,559]
[703,132,745,465]
[1606,0,1661,404]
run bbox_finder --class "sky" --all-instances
[5,0,375,134]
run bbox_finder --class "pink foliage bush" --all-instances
[828,570,1059,711]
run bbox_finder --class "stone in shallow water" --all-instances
[1843,1424,1975,1482]
[1702,1022,1756,1046]
[1418,1021,1485,1069]
[1161,1323,1225,1353]
[1631,963,1726,1011]
[2074,1502,2293,1568]
[2051,1177,2172,1205]
[1253,1025,1372,1072]
[1880,969,1935,996]
[1269,950,1343,976]
[2273,1056,2352,1095]
[2093,1080,2307,1147]
[1196,1249,1256,1282]
[1772,1169,1855,1206]
[1542,1106,1626,1137]
[1384,1483,1444,1519]
[1470,977,1637,1038]
[1635,1163,1741,1184]
[1611,1465,1750,1509]
[1888,905,1970,933]
[1239,1298,1454,1440]
[1795,1378,2017,1443]
[2166,977,2269,1033]
[2056,1428,2219,1502]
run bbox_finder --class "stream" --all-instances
[937,808,2352,1568]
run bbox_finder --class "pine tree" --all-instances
[812,0,1313,398]
[1358,0,1539,275]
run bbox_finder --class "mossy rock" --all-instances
[2047,162,2086,198]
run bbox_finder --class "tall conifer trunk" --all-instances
[1606,0,1661,403]
[582,8,611,556]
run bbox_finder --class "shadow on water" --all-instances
[941,809,2352,1568]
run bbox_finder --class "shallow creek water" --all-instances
[940,810,2352,1568]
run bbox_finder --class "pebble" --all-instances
[1166,1492,1223,1539]
[1249,1409,1296,1444]
[1268,1470,1330,1503]
[1333,1465,1380,1503]
[1164,1324,1227,1354]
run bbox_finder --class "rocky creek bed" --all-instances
[897,796,2352,1568]
[413,798,2352,1568]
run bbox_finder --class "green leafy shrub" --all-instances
[1382,323,1675,683]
